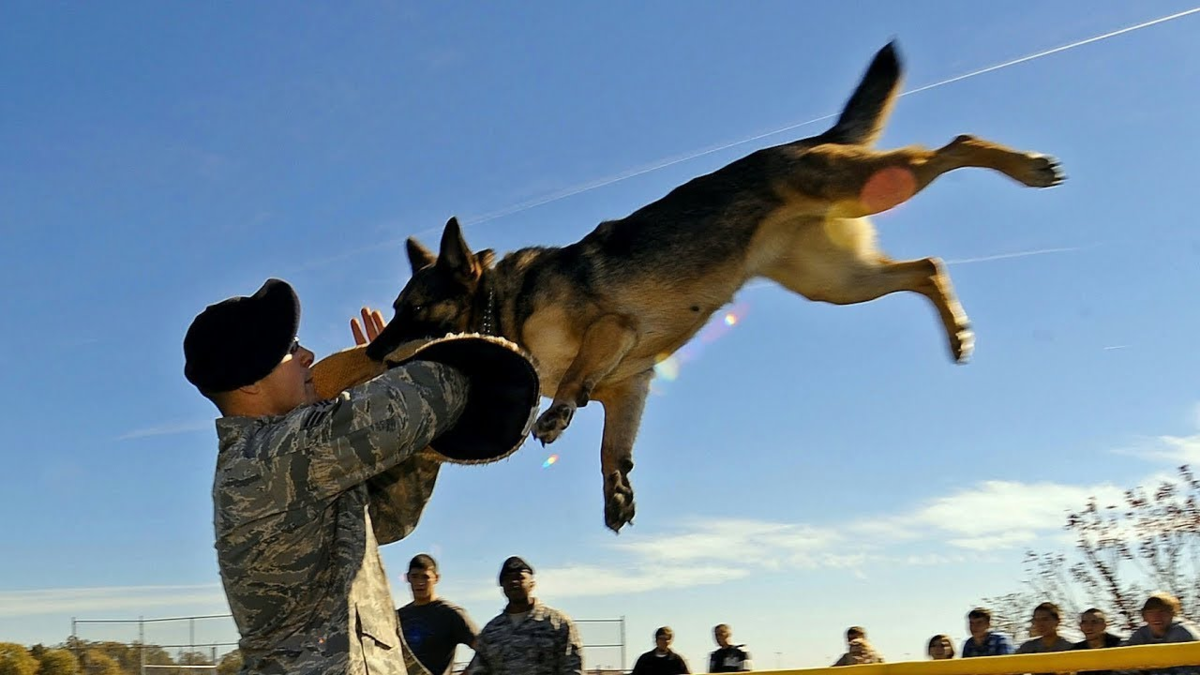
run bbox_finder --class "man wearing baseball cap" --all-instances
[184,278,539,675]
[466,556,584,674]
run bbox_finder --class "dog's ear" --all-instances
[406,237,436,272]
[437,217,480,282]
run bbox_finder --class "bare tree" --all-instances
[978,591,1036,643]
[987,465,1200,634]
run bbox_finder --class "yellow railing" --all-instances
[726,641,1200,674]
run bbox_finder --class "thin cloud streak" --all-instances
[1113,433,1200,464]
[456,7,1197,230]
[312,8,1196,270]
[116,420,213,441]
[0,584,227,618]
[945,246,1088,266]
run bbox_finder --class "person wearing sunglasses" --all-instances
[184,278,538,675]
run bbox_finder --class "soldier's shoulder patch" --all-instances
[300,398,341,429]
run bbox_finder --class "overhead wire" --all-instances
[450,7,1200,232]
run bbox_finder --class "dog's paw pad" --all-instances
[532,404,574,445]
[604,471,636,532]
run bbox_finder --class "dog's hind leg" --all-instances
[532,314,638,445]
[786,135,1064,219]
[765,241,972,362]
[595,370,652,533]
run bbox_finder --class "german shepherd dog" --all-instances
[366,41,1064,532]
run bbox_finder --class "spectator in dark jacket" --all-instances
[631,626,689,675]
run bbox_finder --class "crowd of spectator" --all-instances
[829,593,1198,674]
[398,548,1198,675]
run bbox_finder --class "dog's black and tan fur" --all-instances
[367,42,1065,532]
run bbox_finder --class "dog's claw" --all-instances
[604,470,636,533]
[954,328,975,364]
[1020,154,1065,188]
[532,403,574,445]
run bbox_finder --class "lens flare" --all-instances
[542,454,559,469]
[651,303,748,388]
[653,354,681,381]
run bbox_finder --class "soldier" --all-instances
[184,279,538,675]
[466,556,584,675]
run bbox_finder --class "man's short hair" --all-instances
[1142,591,1182,615]
[714,623,730,633]
[968,607,992,622]
[1032,602,1061,621]
[655,626,673,640]
[408,554,438,574]
[846,626,866,640]
[1081,607,1107,620]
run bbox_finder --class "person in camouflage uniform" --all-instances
[466,557,584,675]
[184,279,537,675]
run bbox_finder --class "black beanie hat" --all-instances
[498,556,534,582]
[183,278,301,393]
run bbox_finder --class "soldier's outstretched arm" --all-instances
[259,361,468,502]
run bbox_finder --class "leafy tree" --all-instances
[216,649,242,675]
[81,650,121,675]
[137,642,176,669]
[0,643,39,675]
[177,651,214,666]
[36,648,81,675]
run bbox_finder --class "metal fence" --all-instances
[72,612,627,674]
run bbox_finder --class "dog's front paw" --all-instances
[1018,154,1065,188]
[532,403,575,445]
[604,470,636,533]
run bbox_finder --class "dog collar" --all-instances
[479,286,497,336]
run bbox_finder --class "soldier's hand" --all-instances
[351,307,386,346]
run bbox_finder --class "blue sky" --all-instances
[2,1,1199,669]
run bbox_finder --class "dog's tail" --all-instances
[823,41,903,146]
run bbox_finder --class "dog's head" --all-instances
[366,217,495,361]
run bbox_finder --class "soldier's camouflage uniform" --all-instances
[466,601,584,675]
[213,362,467,675]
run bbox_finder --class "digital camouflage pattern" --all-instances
[213,362,468,675]
[466,601,584,675]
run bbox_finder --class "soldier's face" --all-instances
[257,341,317,414]
[500,570,534,602]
